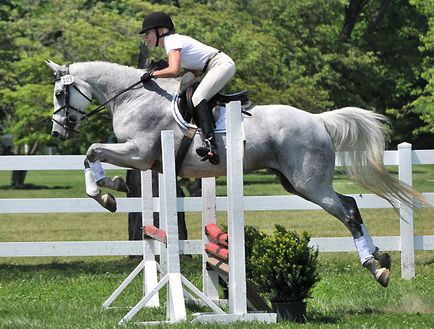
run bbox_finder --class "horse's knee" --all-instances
[86,143,105,162]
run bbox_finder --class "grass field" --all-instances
[0,166,433,328]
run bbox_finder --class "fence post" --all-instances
[398,142,415,279]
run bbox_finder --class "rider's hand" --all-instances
[141,71,153,84]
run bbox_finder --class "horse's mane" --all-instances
[70,61,179,93]
[70,61,142,81]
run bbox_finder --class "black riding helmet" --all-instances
[139,12,175,33]
[139,12,175,47]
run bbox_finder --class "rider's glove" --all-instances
[141,71,153,85]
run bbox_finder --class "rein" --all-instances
[54,64,143,124]
[81,80,142,121]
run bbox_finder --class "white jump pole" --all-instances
[192,101,276,323]
[202,177,220,301]
[120,131,224,325]
[102,170,159,309]
[120,130,186,325]
[226,101,247,315]
[141,170,160,307]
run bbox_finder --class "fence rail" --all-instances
[1,193,433,213]
[1,144,433,278]
[0,149,433,170]
[1,236,433,258]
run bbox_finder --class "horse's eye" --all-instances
[55,90,64,98]
[67,115,78,124]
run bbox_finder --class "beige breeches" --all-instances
[191,52,236,107]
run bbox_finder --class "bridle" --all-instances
[52,64,142,135]
[52,65,91,134]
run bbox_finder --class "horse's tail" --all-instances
[318,107,426,208]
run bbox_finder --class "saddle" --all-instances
[176,83,251,125]
[146,59,251,124]
[146,59,251,173]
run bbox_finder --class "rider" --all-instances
[138,11,236,165]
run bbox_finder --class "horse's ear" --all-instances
[44,60,63,73]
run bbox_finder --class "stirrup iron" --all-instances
[196,139,219,165]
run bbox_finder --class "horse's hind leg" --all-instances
[316,190,391,287]
[337,194,391,268]
[336,193,391,286]
[274,170,390,287]
[317,192,391,287]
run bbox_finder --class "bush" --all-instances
[248,225,319,302]
[244,225,266,278]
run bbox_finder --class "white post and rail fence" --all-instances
[0,144,433,279]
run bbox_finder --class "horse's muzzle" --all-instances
[51,130,68,140]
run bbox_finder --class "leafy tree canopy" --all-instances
[0,0,433,154]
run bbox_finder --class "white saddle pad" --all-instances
[172,95,227,134]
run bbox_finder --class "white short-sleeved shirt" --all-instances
[163,34,218,71]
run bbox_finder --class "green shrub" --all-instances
[248,225,319,302]
[244,225,266,278]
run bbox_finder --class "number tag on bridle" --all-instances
[60,75,75,85]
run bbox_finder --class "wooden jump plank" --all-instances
[205,242,228,261]
[205,224,228,247]
[144,225,167,244]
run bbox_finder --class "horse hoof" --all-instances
[101,193,117,212]
[375,267,390,288]
[113,176,129,193]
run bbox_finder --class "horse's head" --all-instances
[45,60,93,140]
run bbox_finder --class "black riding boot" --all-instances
[194,100,219,165]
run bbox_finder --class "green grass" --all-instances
[0,166,433,328]
[0,254,433,328]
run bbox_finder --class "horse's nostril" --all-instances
[51,131,60,138]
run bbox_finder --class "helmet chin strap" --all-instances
[155,28,174,47]
[155,28,160,47]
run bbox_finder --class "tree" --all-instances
[0,0,152,155]
[0,0,432,157]
[341,0,368,41]
[401,0,434,137]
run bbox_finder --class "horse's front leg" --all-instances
[86,141,149,169]
[83,157,129,192]
[84,159,118,212]
[84,141,148,212]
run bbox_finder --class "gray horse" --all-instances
[46,60,425,287]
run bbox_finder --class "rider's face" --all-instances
[143,29,157,47]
